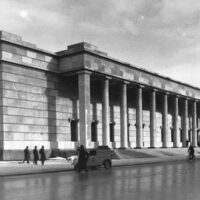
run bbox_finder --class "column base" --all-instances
[134,147,142,149]
[117,147,127,150]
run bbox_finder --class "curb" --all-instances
[0,168,74,178]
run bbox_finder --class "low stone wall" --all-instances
[1,149,78,161]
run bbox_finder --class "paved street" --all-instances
[0,160,200,200]
[0,147,197,177]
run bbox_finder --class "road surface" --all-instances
[0,160,199,200]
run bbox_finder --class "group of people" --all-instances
[23,145,46,165]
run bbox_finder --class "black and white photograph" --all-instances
[0,0,200,199]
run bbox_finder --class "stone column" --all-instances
[192,100,197,147]
[136,86,143,148]
[102,77,110,146]
[173,96,179,147]
[78,71,91,148]
[182,98,188,147]
[120,82,128,148]
[162,93,168,148]
[150,89,156,148]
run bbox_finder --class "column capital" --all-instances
[186,98,197,103]
[136,84,144,89]
[188,99,197,103]
[152,88,158,92]
[77,70,92,75]
[173,94,180,98]
[104,76,112,80]
[149,88,158,93]
[122,80,129,85]
[163,91,169,95]
[183,97,189,100]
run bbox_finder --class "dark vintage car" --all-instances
[71,146,113,170]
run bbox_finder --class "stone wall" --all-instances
[1,43,57,70]
[0,62,79,160]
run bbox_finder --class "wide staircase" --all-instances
[112,147,200,160]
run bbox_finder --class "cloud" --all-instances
[161,0,200,22]
[0,0,72,50]
[123,19,139,35]
[19,10,28,18]
[0,0,200,87]
[108,0,143,14]
[157,63,200,87]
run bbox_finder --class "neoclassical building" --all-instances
[0,31,199,160]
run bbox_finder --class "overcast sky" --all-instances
[0,0,200,87]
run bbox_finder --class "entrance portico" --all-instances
[76,69,199,149]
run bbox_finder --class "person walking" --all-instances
[188,144,195,160]
[39,146,46,165]
[78,145,89,173]
[23,146,30,163]
[33,146,39,165]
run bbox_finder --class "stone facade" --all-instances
[0,31,200,160]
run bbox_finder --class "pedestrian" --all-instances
[188,144,195,160]
[33,146,39,165]
[39,145,46,165]
[78,145,89,173]
[23,146,30,163]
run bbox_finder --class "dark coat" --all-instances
[39,148,46,161]
[33,149,39,161]
[24,148,30,160]
[188,146,194,155]
[78,148,89,169]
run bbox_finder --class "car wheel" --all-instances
[104,160,111,169]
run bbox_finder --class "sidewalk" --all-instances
[0,148,199,177]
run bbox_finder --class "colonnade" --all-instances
[78,70,198,148]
